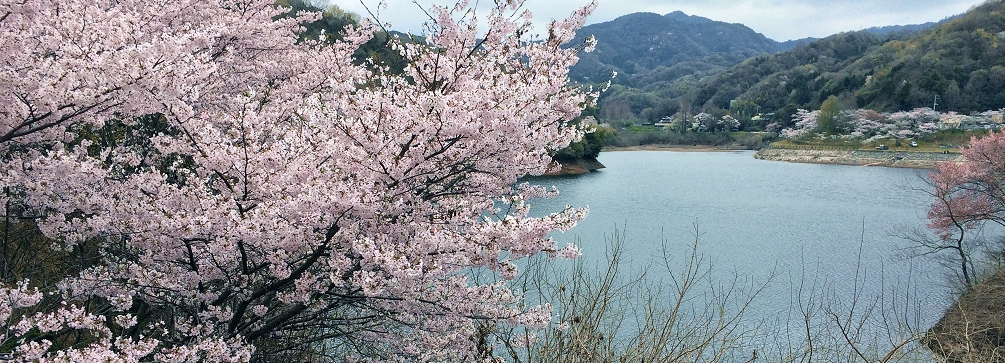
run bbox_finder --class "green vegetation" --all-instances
[566,11,784,128]
[688,1,1005,118]
[607,129,774,150]
[687,31,889,126]
[771,127,994,153]
[576,1,1003,140]
[554,125,615,160]
[275,0,420,72]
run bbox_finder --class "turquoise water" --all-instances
[525,150,957,348]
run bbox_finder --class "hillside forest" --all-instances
[578,1,1005,134]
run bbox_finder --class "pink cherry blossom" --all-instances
[928,131,1005,240]
[0,0,597,360]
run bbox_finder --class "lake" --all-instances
[525,150,966,357]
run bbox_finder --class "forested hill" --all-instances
[569,11,781,86]
[863,21,945,36]
[686,0,1005,128]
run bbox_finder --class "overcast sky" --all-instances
[330,0,986,41]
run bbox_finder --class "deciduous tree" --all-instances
[0,0,596,361]
[927,131,1005,286]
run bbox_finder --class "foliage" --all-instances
[569,10,783,127]
[777,107,1003,143]
[926,131,1005,286]
[573,4,968,135]
[553,124,614,160]
[493,229,769,363]
[689,31,885,114]
[817,96,843,134]
[608,131,739,148]
[0,0,597,361]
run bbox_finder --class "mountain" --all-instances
[569,11,781,86]
[573,10,953,126]
[864,22,941,36]
[772,20,953,52]
[685,30,886,126]
[683,0,1005,129]
[777,37,820,51]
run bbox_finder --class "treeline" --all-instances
[566,11,786,129]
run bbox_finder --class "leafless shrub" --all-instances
[765,230,930,363]
[483,222,1005,363]
[494,226,770,363]
[925,268,1005,363]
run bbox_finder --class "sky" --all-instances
[329,0,987,41]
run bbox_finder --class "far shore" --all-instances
[602,145,749,152]
[753,148,961,169]
[597,144,963,169]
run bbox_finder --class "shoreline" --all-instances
[595,144,963,169]
[602,145,747,152]
[545,156,606,176]
[752,148,962,169]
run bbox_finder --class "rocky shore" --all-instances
[754,148,962,169]
[545,156,606,176]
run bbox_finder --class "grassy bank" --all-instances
[605,129,775,150]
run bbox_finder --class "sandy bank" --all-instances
[753,149,962,169]
[602,145,743,152]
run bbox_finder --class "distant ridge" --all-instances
[776,37,819,51]
[568,11,780,85]
[775,16,957,51]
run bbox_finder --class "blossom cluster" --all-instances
[0,0,596,361]
[689,113,739,132]
[928,131,1005,240]
[778,108,1005,140]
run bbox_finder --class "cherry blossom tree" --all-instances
[927,131,1005,286]
[778,107,1001,142]
[0,0,596,361]
[693,112,716,132]
[779,109,819,139]
[718,115,740,131]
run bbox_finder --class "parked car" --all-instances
[910,141,918,147]
[876,144,889,150]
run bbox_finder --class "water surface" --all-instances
[526,150,955,341]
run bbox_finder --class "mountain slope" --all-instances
[570,11,780,86]
[687,31,885,121]
[684,0,1005,128]
[574,9,952,126]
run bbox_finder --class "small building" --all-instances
[655,116,674,128]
